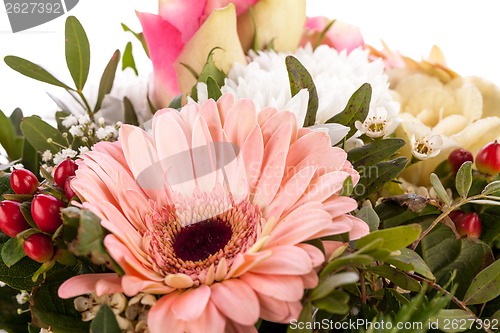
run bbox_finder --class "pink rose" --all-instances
[300,16,364,53]
[138,0,306,107]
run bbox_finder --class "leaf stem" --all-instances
[360,270,367,304]
[77,90,93,118]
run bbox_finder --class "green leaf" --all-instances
[353,156,408,200]
[287,301,312,333]
[123,97,139,126]
[320,254,374,277]
[386,248,435,281]
[55,111,71,132]
[463,259,500,305]
[4,56,72,89]
[65,16,91,90]
[206,76,222,101]
[310,272,359,300]
[9,108,23,136]
[419,223,487,299]
[313,290,350,314]
[30,272,89,333]
[339,176,353,197]
[430,173,451,206]
[355,224,421,252]
[482,180,500,196]
[121,23,149,57]
[122,42,138,75]
[1,237,26,267]
[356,205,380,232]
[20,116,66,154]
[285,55,319,127]
[94,50,120,112]
[432,309,474,333]
[21,139,40,178]
[369,265,422,292]
[456,161,472,199]
[0,173,14,196]
[469,199,500,206]
[326,83,372,139]
[0,109,23,160]
[347,138,405,168]
[90,304,121,333]
[168,95,183,110]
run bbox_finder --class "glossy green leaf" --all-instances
[320,254,374,277]
[326,83,371,139]
[123,97,139,126]
[432,309,474,333]
[21,138,40,178]
[20,116,66,154]
[386,248,435,281]
[1,237,26,267]
[430,173,451,206]
[339,175,353,197]
[420,223,487,299]
[0,109,23,160]
[353,156,408,200]
[456,161,472,199]
[347,138,405,168]
[285,55,319,127]
[206,76,222,101]
[95,50,120,112]
[9,107,23,136]
[0,173,14,196]
[311,272,359,300]
[122,42,138,75]
[369,265,422,292]
[90,304,121,333]
[313,290,350,314]
[482,180,500,196]
[355,224,421,252]
[469,199,500,206]
[65,16,91,90]
[463,259,500,305]
[4,56,72,89]
[356,205,380,232]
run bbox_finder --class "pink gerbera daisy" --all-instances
[58,94,368,333]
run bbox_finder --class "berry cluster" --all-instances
[0,158,78,263]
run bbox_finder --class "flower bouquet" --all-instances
[1,1,500,333]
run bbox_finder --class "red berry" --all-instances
[31,194,65,234]
[476,141,500,175]
[449,210,465,223]
[448,148,473,173]
[454,212,482,239]
[0,200,30,237]
[23,233,54,263]
[64,176,76,201]
[10,168,39,195]
[53,158,78,188]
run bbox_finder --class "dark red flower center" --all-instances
[173,219,232,262]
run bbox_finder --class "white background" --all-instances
[0,0,499,118]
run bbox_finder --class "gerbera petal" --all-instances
[171,285,211,321]
[58,274,122,299]
[250,245,313,275]
[148,293,187,333]
[187,300,226,333]
[240,273,304,302]
[211,279,259,326]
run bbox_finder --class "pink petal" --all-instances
[255,292,291,322]
[187,300,226,333]
[322,196,359,219]
[239,273,304,302]
[345,215,370,240]
[148,293,187,333]
[250,245,313,275]
[225,320,258,333]
[138,12,184,107]
[285,131,331,170]
[122,275,174,296]
[58,274,122,299]
[301,270,319,289]
[223,99,258,148]
[191,115,218,192]
[171,285,211,321]
[297,171,351,204]
[242,125,264,193]
[296,243,325,267]
[158,0,207,41]
[211,279,260,326]
[200,99,225,142]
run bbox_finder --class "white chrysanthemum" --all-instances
[198,45,399,140]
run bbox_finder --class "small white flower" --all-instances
[78,146,90,155]
[78,115,91,125]
[96,127,108,140]
[9,163,24,172]
[355,107,400,138]
[69,125,84,137]
[42,150,53,162]
[39,328,54,333]
[411,133,443,160]
[98,117,106,126]
[16,290,29,304]
[74,296,91,312]
[62,115,78,128]
[0,281,5,287]
[53,149,77,165]
[104,125,118,138]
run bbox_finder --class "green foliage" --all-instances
[188,48,227,102]
[1,237,26,267]
[455,161,473,199]
[20,116,66,154]
[0,284,31,333]
[355,224,421,252]
[95,50,121,112]
[326,83,371,139]
[65,16,91,91]
[122,42,138,75]
[0,173,14,196]
[0,109,23,161]
[121,23,149,57]
[123,97,139,126]
[430,173,452,206]
[348,138,405,169]
[463,259,500,305]
[285,55,319,127]
[90,304,121,333]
